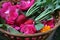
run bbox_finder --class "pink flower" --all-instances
[2,2,12,12]
[41,18,55,28]
[15,14,26,26]
[6,6,18,25]
[0,2,19,25]
[14,26,20,30]
[6,18,15,25]
[9,25,20,31]
[1,2,18,24]
[0,2,12,19]
[20,24,36,34]
[24,19,34,24]
[12,25,20,30]
[17,0,35,10]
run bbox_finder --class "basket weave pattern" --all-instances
[0,0,60,40]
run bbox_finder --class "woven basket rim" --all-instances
[0,0,60,37]
[0,21,60,37]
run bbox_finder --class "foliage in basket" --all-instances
[0,0,60,34]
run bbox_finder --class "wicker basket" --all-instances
[0,0,60,40]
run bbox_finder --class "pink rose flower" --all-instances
[14,26,20,30]
[24,19,34,24]
[9,25,20,31]
[15,14,26,26]
[0,2,12,19]
[46,18,55,28]
[6,6,19,25]
[0,2,19,25]
[2,2,12,12]
[12,25,20,30]
[17,0,35,10]
[41,18,55,28]
[20,24,36,34]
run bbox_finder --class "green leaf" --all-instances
[40,14,52,21]
[35,23,44,30]
[26,3,37,16]
[0,24,22,34]
[35,7,52,21]
[55,1,60,10]
[0,24,3,27]
[26,0,46,17]
[0,24,7,30]
[27,7,39,16]
[8,27,21,34]
[0,17,5,24]
[36,0,46,6]
[5,24,22,34]
[46,0,52,4]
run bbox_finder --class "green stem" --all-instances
[26,7,39,16]
[35,7,52,21]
